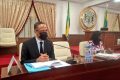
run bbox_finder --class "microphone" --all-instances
[53,43,71,49]
[53,43,77,64]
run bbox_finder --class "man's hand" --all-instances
[36,53,49,62]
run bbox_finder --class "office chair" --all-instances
[19,43,23,61]
[0,28,16,47]
[53,41,72,61]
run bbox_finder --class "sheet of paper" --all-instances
[95,53,120,60]
[30,60,71,68]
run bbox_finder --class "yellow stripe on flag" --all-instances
[65,23,69,36]
[65,2,70,39]
[103,9,108,28]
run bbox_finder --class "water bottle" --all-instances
[84,44,93,63]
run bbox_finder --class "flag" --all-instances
[103,9,108,28]
[65,1,70,39]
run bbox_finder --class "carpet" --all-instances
[0,53,18,67]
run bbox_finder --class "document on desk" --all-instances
[30,60,71,68]
[24,60,71,73]
[95,53,120,60]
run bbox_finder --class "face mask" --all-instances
[39,32,48,40]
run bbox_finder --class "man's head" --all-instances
[34,21,48,40]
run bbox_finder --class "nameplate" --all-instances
[7,56,22,74]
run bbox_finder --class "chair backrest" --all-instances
[79,41,89,56]
[0,28,16,47]
[19,43,23,61]
[53,41,71,61]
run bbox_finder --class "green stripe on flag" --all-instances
[65,1,70,39]
[103,9,108,28]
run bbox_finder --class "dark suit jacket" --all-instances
[21,37,55,64]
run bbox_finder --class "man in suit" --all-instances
[21,21,55,64]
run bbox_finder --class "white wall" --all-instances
[92,7,105,30]
[56,1,84,37]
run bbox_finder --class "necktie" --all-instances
[40,42,43,53]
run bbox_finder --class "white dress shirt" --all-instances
[35,37,44,53]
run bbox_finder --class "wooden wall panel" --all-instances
[67,34,85,46]
[18,34,84,46]
[0,46,18,55]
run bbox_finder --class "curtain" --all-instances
[34,1,56,38]
[108,12,119,31]
[0,0,32,35]
[118,14,120,31]
[19,8,38,38]
[114,14,120,31]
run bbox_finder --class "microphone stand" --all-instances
[53,44,71,49]
[53,43,77,64]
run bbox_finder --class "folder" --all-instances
[24,63,50,73]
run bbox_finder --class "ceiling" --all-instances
[37,0,120,12]
[61,0,94,3]
[66,0,120,12]
[37,0,94,3]
[62,0,120,11]
[96,1,120,11]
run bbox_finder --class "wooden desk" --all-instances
[1,58,120,80]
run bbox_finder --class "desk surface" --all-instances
[1,58,120,80]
